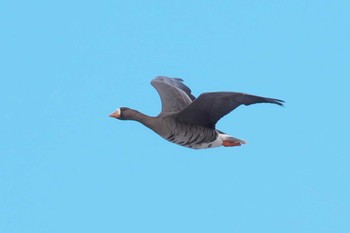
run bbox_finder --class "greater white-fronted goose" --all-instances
[110,76,284,149]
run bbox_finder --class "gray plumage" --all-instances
[110,76,284,149]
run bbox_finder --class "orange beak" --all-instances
[109,109,121,118]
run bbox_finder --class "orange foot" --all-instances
[222,140,246,147]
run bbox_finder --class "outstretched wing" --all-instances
[151,76,196,114]
[175,92,284,128]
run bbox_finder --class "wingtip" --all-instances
[173,77,184,82]
[277,99,285,107]
[271,98,285,107]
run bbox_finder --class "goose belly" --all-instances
[164,130,221,149]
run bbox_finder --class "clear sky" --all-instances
[1,1,349,232]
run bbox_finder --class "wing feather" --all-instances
[151,76,195,114]
[175,92,284,128]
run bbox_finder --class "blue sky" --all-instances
[1,0,349,232]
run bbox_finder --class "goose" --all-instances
[109,76,284,149]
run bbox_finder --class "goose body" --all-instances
[158,117,246,149]
[110,76,284,149]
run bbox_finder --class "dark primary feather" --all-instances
[175,92,284,128]
[151,76,196,114]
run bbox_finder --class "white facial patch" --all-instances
[116,108,121,117]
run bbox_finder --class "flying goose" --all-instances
[109,76,284,149]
